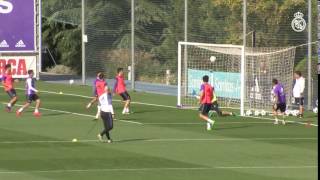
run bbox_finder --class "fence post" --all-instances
[81,0,86,85]
[166,69,170,85]
[131,0,135,90]
[307,0,312,110]
[241,0,247,116]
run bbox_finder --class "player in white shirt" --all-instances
[97,86,114,143]
[16,70,41,117]
[293,71,305,118]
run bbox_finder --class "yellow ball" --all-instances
[72,138,77,142]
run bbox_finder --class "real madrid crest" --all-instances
[291,12,306,32]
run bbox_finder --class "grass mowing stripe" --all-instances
[10,88,318,127]
[1,102,144,125]
[3,101,315,127]
[0,137,316,144]
[144,122,279,125]
[14,87,177,109]
[0,166,317,174]
[247,116,318,127]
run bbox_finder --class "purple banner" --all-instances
[0,0,35,52]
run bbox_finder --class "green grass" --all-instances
[0,81,318,180]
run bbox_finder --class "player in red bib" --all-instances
[198,75,215,130]
[86,72,109,120]
[2,64,18,112]
[113,68,131,114]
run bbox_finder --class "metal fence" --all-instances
[42,0,318,109]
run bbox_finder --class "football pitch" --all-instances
[0,81,318,180]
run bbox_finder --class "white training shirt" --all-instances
[293,77,305,98]
[98,92,114,114]
[26,78,38,95]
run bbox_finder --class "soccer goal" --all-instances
[177,42,296,116]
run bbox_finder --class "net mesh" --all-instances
[41,0,317,107]
[179,43,296,111]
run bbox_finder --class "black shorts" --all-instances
[274,103,286,113]
[294,97,304,106]
[26,94,39,103]
[100,111,113,131]
[6,89,17,98]
[120,91,131,101]
[199,103,212,115]
[211,101,222,116]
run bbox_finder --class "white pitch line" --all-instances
[0,137,316,144]
[1,102,144,125]
[0,166,317,174]
[143,137,317,142]
[12,88,318,127]
[246,116,318,127]
[14,87,177,109]
[143,122,274,125]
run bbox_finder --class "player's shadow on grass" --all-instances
[129,109,169,114]
[116,138,151,143]
[213,125,251,131]
[43,113,67,117]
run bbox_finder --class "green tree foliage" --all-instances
[42,0,318,75]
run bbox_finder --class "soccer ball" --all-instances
[260,110,267,116]
[313,107,318,114]
[69,79,74,85]
[210,56,216,63]
[254,110,260,116]
[246,110,253,116]
[291,110,299,116]
[285,110,291,116]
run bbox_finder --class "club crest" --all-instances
[291,12,306,32]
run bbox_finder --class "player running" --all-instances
[271,78,286,125]
[113,68,131,114]
[86,72,110,120]
[208,93,235,118]
[16,70,41,117]
[97,86,114,143]
[2,64,18,112]
[198,75,215,131]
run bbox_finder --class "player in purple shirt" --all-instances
[16,70,41,117]
[271,78,286,125]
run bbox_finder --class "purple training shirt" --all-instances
[273,83,286,104]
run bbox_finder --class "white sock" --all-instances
[207,119,214,124]
[95,106,101,118]
[122,108,126,114]
[34,109,39,113]
[207,122,211,129]
[86,103,92,109]
[125,107,129,113]
[18,108,23,113]
[7,103,11,107]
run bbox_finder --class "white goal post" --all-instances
[177,42,246,115]
[177,41,295,116]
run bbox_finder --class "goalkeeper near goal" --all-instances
[208,93,235,118]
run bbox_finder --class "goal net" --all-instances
[177,42,296,116]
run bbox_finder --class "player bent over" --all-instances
[86,72,108,120]
[16,70,41,117]
[2,64,18,112]
[198,75,215,131]
[97,87,114,143]
[208,94,235,118]
[271,78,286,125]
[114,68,131,114]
